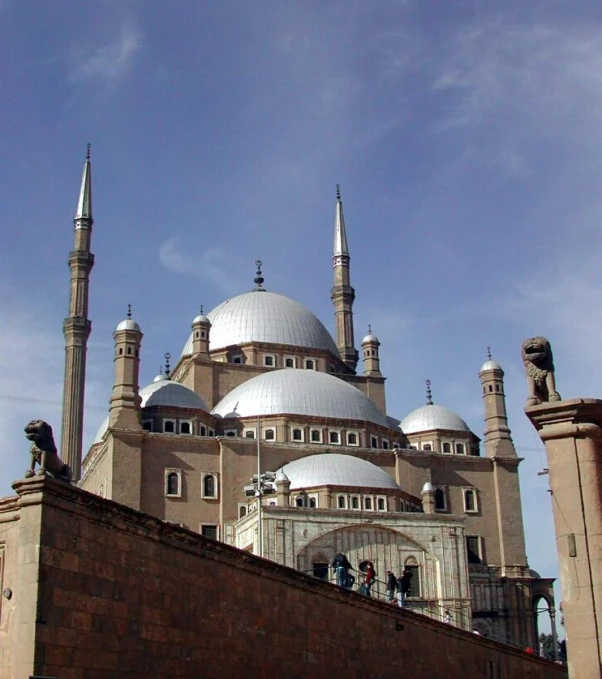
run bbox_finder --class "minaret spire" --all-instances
[61,145,95,480]
[330,185,358,372]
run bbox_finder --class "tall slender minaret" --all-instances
[61,145,95,480]
[478,348,515,458]
[330,185,358,372]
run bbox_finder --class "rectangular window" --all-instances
[466,536,482,564]
[201,525,218,540]
[311,429,322,443]
[264,355,276,367]
[292,428,303,442]
[180,421,191,435]
[347,432,359,446]
[329,431,340,444]
[456,443,466,455]
[163,419,176,433]
[285,357,296,368]
[442,442,452,454]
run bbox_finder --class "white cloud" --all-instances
[70,20,142,82]
[159,237,244,297]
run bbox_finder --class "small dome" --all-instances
[278,453,400,491]
[140,380,209,410]
[181,290,338,357]
[153,372,167,383]
[480,359,502,372]
[362,332,379,344]
[115,319,141,332]
[400,404,471,435]
[192,314,211,325]
[211,369,389,427]
[276,471,290,484]
[421,481,435,493]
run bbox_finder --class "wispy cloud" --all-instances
[159,237,244,297]
[0,289,108,497]
[70,20,142,82]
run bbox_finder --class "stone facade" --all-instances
[0,477,566,679]
[49,153,555,651]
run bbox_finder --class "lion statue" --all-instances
[521,337,561,406]
[24,420,72,482]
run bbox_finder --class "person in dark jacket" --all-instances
[332,553,352,588]
[397,567,413,607]
[386,570,397,603]
[364,561,376,595]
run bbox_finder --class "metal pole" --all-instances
[256,416,262,558]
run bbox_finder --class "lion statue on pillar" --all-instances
[521,337,561,406]
[24,420,72,482]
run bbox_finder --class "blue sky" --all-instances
[3,0,602,626]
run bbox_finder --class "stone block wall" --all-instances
[0,477,566,679]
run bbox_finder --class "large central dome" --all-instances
[211,368,389,426]
[181,291,338,357]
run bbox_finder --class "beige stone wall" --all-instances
[0,496,20,677]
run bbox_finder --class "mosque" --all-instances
[61,150,554,648]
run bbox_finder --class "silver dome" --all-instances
[115,319,141,332]
[140,380,209,410]
[361,332,379,344]
[480,359,502,372]
[278,453,400,491]
[181,291,338,356]
[400,404,471,434]
[192,314,210,325]
[211,368,389,427]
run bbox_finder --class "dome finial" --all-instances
[426,379,433,405]
[200,304,204,315]
[486,346,492,360]
[86,143,91,161]
[368,324,372,334]
[127,303,132,320]
[254,259,265,291]
[336,184,341,202]
[164,352,171,379]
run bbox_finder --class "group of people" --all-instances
[331,553,413,607]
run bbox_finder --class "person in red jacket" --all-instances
[364,561,376,595]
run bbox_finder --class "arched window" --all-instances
[371,436,378,449]
[166,472,180,497]
[496,384,500,392]
[142,420,153,432]
[435,488,446,511]
[489,385,493,392]
[377,498,385,511]
[422,443,432,451]
[180,422,191,435]
[311,429,321,443]
[296,496,305,507]
[338,496,346,509]
[292,428,303,441]
[329,431,340,444]
[285,357,295,368]
[365,497,372,510]
[264,429,275,441]
[305,359,314,370]
[464,489,477,512]
[347,432,358,445]
[164,420,175,433]
[309,497,317,508]
[456,443,465,455]
[382,440,389,450]
[245,430,255,439]
[404,557,421,598]
[200,425,206,436]
[442,442,451,454]
[203,474,217,498]
[239,505,247,518]
[352,497,359,509]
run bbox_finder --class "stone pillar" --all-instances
[421,482,436,514]
[276,472,291,507]
[526,398,602,678]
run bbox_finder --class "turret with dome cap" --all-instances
[191,306,211,356]
[479,348,515,458]
[109,305,143,431]
[361,325,382,378]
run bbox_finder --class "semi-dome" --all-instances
[211,368,389,427]
[400,404,471,435]
[181,291,338,357]
[140,378,209,410]
[93,415,110,444]
[278,453,400,491]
